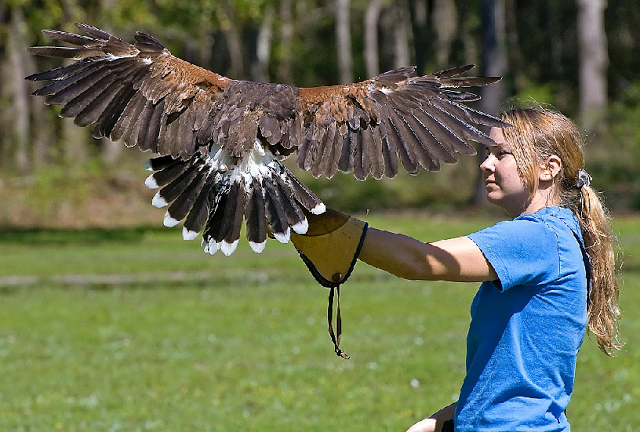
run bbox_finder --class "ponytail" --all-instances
[576,185,622,355]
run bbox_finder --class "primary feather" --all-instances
[27,23,506,254]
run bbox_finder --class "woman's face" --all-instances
[480,127,532,217]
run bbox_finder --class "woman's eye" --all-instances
[483,147,512,159]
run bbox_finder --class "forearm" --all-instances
[359,227,496,282]
[359,228,439,280]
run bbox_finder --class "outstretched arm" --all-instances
[290,209,497,285]
[359,228,497,282]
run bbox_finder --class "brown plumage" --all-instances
[27,23,506,255]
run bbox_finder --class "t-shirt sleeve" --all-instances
[467,218,560,291]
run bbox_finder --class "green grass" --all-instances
[0,213,638,431]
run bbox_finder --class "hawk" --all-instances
[27,23,504,256]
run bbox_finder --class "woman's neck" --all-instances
[518,185,561,217]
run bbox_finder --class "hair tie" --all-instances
[576,169,592,189]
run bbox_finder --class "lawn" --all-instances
[0,212,638,431]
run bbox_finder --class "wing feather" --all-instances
[28,23,229,161]
[361,126,384,180]
[297,65,506,179]
[135,100,157,152]
[384,107,419,175]
[412,106,474,156]
[311,122,341,179]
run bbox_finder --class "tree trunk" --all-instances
[577,0,608,133]
[432,0,458,67]
[278,0,294,83]
[9,6,31,174]
[480,0,506,114]
[221,4,245,79]
[253,3,274,83]
[503,0,527,91]
[472,0,507,206]
[364,0,382,77]
[25,52,52,168]
[393,0,411,68]
[410,0,430,74]
[335,0,353,84]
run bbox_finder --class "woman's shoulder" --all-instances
[516,206,580,239]
[470,207,576,256]
[468,208,582,291]
[517,206,574,221]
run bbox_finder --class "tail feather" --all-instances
[145,160,195,192]
[280,165,325,215]
[263,180,290,243]
[143,147,326,255]
[220,179,246,255]
[166,169,207,227]
[143,155,177,172]
[273,173,307,234]
[244,178,267,253]
[202,185,229,255]
[149,160,197,201]
[182,177,215,240]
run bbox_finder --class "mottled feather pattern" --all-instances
[27,23,506,254]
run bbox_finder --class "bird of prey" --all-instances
[27,23,505,256]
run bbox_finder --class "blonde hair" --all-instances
[500,107,621,355]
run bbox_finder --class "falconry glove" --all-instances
[291,209,368,358]
[291,209,368,287]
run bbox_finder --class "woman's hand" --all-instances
[405,417,437,432]
[405,402,456,432]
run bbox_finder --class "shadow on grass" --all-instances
[0,226,162,245]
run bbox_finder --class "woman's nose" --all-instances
[480,155,494,172]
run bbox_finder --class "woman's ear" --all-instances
[539,155,562,182]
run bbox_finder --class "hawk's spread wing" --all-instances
[27,23,506,255]
[296,66,503,180]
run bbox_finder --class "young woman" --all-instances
[293,107,621,432]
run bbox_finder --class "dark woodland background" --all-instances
[1,0,638,228]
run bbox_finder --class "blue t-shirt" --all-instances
[454,207,588,432]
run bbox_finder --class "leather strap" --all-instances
[328,286,349,359]
[298,222,369,359]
